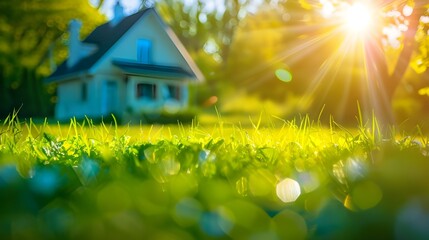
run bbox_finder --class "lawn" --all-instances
[1,112,429,239]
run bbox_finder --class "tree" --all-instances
[0,0,105,117]
[226,5,290,100]
[365,0,429,124]
[154,0,274,74]
[275,0,429,125]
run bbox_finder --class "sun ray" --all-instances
[227,0,399,122]
[361,33,394,122]
[300,34,359,109]
[233,24,341,88]
[241,31,340,92]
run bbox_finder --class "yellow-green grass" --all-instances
[1,111,429,239]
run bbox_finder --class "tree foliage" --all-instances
[226,6,288,99]
[153,0,429,124]
[279,0,429,124]
[222,0,428,124]
[0,0,105,117]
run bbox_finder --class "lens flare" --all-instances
[343,2,373,34]
[276,178,301,203]
[275,69,293,82]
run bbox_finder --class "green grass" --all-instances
[1,111,429,239]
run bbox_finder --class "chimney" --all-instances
[142,0,155,9]
[111,1,124,26]
[67,19,82,68]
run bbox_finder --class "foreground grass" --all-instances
[1,113,429,239]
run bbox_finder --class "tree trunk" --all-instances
[363,4,425,128]
[385,6,424,98]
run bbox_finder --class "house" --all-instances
[46,2,204,122]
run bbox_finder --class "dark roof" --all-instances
[112,59,194,78]
[46,8,151,82]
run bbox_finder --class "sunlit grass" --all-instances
[1,111,429,238]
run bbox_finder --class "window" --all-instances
[167,85,181,101]
[136,83,157,100]
[137,39,151,63]
[81,82,87,101]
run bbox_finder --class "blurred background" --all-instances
[1,0,428,126]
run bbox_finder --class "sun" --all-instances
[343,2,374,34]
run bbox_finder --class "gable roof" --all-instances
[112,59,194,78]
[46,8,204,83]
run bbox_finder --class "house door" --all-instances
[102,81,118,115]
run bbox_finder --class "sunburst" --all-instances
[342,2,375,35]
[229,1,397,122]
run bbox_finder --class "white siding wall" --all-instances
[55,76,126,120]
[55,78,96,120]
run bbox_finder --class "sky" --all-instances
[89,0,142,19]
[90,0,265,19]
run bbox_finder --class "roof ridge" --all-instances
[46,8,151,82]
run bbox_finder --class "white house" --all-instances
[46,2,204,121]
